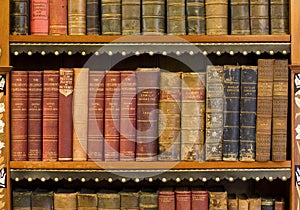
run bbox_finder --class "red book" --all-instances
[49,0,67,35]
[30,0,49,35]
[191,189,208,210]
[42,70,59,161]
[158,190,175,210]
[176,189,191,210]
[11,71,28,161]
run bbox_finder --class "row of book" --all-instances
[10,59,288,162]
[10,0,289,36]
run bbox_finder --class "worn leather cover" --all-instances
[10,0,29,35]
[49,0,67,35]
[101,0,121,35]
[186,0,205,35]
[270,0,289,34]
[250,0,269,35]
[30,0,49,35]
[231,0,250,35]
[205,0,228,35]
[68,0,86,35]
[87,0,100,34]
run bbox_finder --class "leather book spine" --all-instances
[239,65,258,161]
[104,71,120,161]
[158,191,175,210]
[122,0,141,35]
[30,0,49,35]
[73,68,89,161]
[270,0,289,34]
[10,0,29,35]
[58,68,74,161]
[228,194,238,210]
[87,71,105,161]
[158,72,181,161]
[68,0,86,35]
[250,0,269,35]
[120,191,139,209]
[191,190,208,210]
[77,193,97,210]
[97,192,120,209]
[32,191,54,210]
[248,195,262,210]
[205,65,224,161]
[175,190,191,210]
[12,190,32,210]
[208,191,228,210]
[167,0,186,35]
[222,65,240,161]
[42,70,59,161]
[87,0,100,34]
[256,59,274,162]
[142,0,165,34]
[139,191,158,209]
[261,198,275,210]
[49,0,67,35]
[231,0,250,35]
[181,72,206,161]
[28,71,43,161]
[272,59,288,161]
[101,0,121,35]
[205,0,228,35]
[274,198,285,210]
[120,71,136,161]
[54,192,77,210]
[11,71,28,161]
[136,67,160,161]
[238,194,249,210]
[186,0,205,35]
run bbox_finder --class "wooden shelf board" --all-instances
[0,66,12,72]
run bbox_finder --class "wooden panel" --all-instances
[291,0,300,64]
[0,0,10,65]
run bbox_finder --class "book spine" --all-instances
[97,193,121,209]
[231,0,250,35]
[205,0,228,35]
[238,194,249,210]
[139,192,158,209]
[120,192,139,209]
[32,191,54,210]
[122,0,141,35]
[77,193,98,209]
[101,0,121,35]
[86,0,100,34]
[191,190,208,210]
[176,191,191,210]
[167,0,186,35]
[10,0,29,35]
[13,190,32,209]
[68,0,86,35]
[261,198,274,210]
[142,0,165,34]
[54,192,77,209]
[274,198,285,210]
[270,0,289,34]
[58,68,74,161]
[228,195,238,210]
[248,197,262,210]
[186,0,205,35]
[28,71,43,161]
[49,0,67,35]
[11,71,28,161]
[250,0,269,35]
[158,191,175,210]
[30,0,49,35]
[208,191,228,210]
[42,70,59,161]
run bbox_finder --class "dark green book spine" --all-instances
[231,0,250,35]
[186,0,205,35]
[13,190,32,210]
[87,0,100,34]
[142,0,165,34]
[101,0,121,35]
[10,0,29,35]
[167,0,186,35]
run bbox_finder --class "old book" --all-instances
[208,189,227,210]
[205,0,228,35]
[77,189,97,210]
[191,188,208,210]
[158,189,175,210]
[261,197,275,210]
[32,189,53,210]
[270,0,289,34]
[120,190,139,210]
[272,59,288,161]
[11,71,28,161]
[86,0,100,34]
[42,70,59,161]
[28,71,43,161]
[136,67,160,161]
[158,72,181,161]
[186,0,205,35]
[250,0,269,35]
[139,190,158,210]
[167,0,186,35]
[142,0,165,34]
[68,0,86,35]
[30,0,49,35]
[10,0,29,35]
[49,0,67,35]
[239,65,258,161]
[223,65,240,161]
[181,72,206,161]
[58,68,74,161]
[231,0,250,35]
[205,66,224,161]
[238,194,249,210]
[101,0,121,35]
[97,190,120,209]
[104,71,120,161]
[256,59,275,162]
[228,194,238,210]
[73,68,89,161]
[122,0,141,35]
[274,197,285,210]
[175,188,191,210]
[248,194,261,210]
[54,189,77,210]
[12,189,32,210]
[87,71,105,161]
[120,71,136,161]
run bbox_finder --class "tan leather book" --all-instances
[68,0,86,35]
[248,194,261,210]
[122,0,141,35]
[77,191,97,210]
[250,0,269,35]
[205,0,228,35]
[208,190,227,210]
[231,0,250,35]
[101,0,121,35]
[97,190,120,209]
[238,194,249,210]
[142,0,165,34]
[167,0,186,35]
[228,194,238,210]
[186,0,205,35]
[139,190,158,209]
[54,190,77,210]
[270,0,289,34]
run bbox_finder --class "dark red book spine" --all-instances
[176,190,191,210]
[49,0,67,35]
[191,190,208,210]
[159,191,175,210]
[30,0,49,35]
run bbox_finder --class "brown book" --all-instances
[136,67,160,161]
[175,189,191,210]
[58,68,74,161]
[86,0,100,34]
[30,0,49,35]
[142,0,165,34]
[42,70,59,161]
[12,189,32,210]
[54,190,77,210]
[208,190,227,210]
[49,0,67,35]
[32,189,53,210]
[191,189,208,210]
[68,0,86,35]
[238,194,249,210]
[274,197,285,210]
[228,194,238,210]
[11,70,28,161]
[186,0,205,35]
[158,189,175,210]
[139,190,158,210]
[28,71,43,161]
[120,190,139,210]
[101,0,121,35]
[250,0,269,35]
[122,0,141,35]
[167,0,186,35]
[261,197,275,210]
[248,194,261,210]
[205,0,228,35]
[231,0,250,35]
[10,0,29,35]
[256,59,274,162]
[77,191,97,210]
[270,0,289,34]
[97,190,120,209]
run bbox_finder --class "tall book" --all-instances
[73,68,89,161]
[32,189,54,210]
[272,59,289,161]
[186,0,205,35]
[12,189,32,210]
[101,0,121,35]
[10,0,29,35]
[250,0,269,35]
[167,0,186,35]
[120,71,136,161]
[205,66,224,161]
[54,190,77,210]
[175,188,191,210]
[239,65,258,161]
[97,190,120,209]
[208,190,227,210]
[49,0,67,35]
[42,70,59,161]
[142,0,165,34]
[77,190,97,210]
[11,71,28,161]
[120,190,139,210]
[256,59,274,162]
[181,72,206,161]
[28,71,43,161]
[158,72,181,161]
[122,0,141,35]
[68,0,86,35]
[136,67,160,161]
[139,190,158,210]
[222,65,240,161]
[191,188,208,210]
[231,0,250,35]
[86,0,100,34]
[205,0,228,35]
[270,0,289,34]
[58,68,74,161]
[158,189,175,210]
[30,0,49,35]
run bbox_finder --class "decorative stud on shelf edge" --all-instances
[41,177,46,182]
[215,177,221,182]
[162,51,167,56]
[202,177,207,182]
[268,176,273,182]
[255,177,260,182]
[14,51,19,56]
[135,51,140,56]
[189,177,194,182]
[282,176,287,181]
[81,178,86,182]
[41,51,46,56]
[67,178,72,182]
[94,51,100,56]
[108,51,113,56]
[121,178,126,183]
[149,51,154,56]
[15,177,19,182]
[54,177,59,182]
[241,177,247,181]
[243,51,248,56]
[27,177,33,182]
[175,177,181,183]
[148,178,153,182]
[202,51,208,56]
[54,51,59,56]
[228,177,234,182]
[27,51,32,56]
[162,178,167,183]
[81,51,86,56]
[269,50,274,55]
[229,51,234,56]
[189,51,194,56]
[216,51,221,56]
[256,51,261,55]
[282,50,287,55]
[176,51,181,56]
[121,51,126,56]
[108,178,113,183]
[94,178,99,182]
[68,51,72,56]
[135,178,140,183]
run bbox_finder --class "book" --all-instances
[227,194,238,210]
[205,0,228,35]
[101,0,122,35]
[58,68,74,161]
[270,0,289,34]
[167,0,186,35]
[120,190,139,209]
[248,194,261,210]
[274,197,285,210]
[12,189,32,210]
[136,67,160,161]
[30,0,49,35]
[11,71,28,161]
[32,189,53,210]
[256,59,274,162]
[238,194,249,210]
[186,0,205,35]
[68,0,86,35]
[142,0,165,34]
[239,65,258,161]
[139,190,158,210]
[261,197,275,210]
[122,0,141,35]
[73,68,89,161]
[77,190,97,210]
[27,71,43,161]
[250,0,269,35]
[175,188,191,210]
[49,0,67,35]
[97,190,120,209]
[54,189,77,210]
[191,188,208,210]
[10,0,29,35]
[208,190,227,210]
[231,0,250,35]
[86,0,100,34]
[158,189,175,210]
